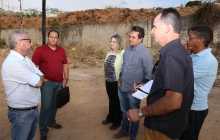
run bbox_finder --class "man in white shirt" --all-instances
[1,29,44,140]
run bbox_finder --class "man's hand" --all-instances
[118,77,121,87]
[62,79,68,88]
[184,43,192,54]
[43,78,48,82]
[126,109,141,122]
[131,82,145,93]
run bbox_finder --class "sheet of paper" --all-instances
[132,90,148,100]
[132,80,153,100]
[139,80,153,93]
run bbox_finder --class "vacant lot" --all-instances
[0,52,220,140]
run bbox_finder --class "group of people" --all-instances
[103,8,218,140]
[0,7,218,140]
[1,30,69,140]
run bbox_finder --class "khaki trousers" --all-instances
[145,127,178,140]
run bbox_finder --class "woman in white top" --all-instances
[102,33,124,130]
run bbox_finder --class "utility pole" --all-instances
[42,0,46,45]
[8,1,9,10]
[19,0,23,28]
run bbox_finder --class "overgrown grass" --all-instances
[194,0,220,27]
[65,45,105,67]
[0,38,6,47]
[50,20,59,26]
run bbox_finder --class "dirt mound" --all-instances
[0,6,199,29]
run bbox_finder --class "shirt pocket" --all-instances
[129,57,141,66]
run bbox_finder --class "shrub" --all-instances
[194,1,220,26]
[0,38,6,47]
[50,20,59,26]
[186,1,202,7]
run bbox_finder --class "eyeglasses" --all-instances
[20,39,32,43]
[187,36,199,40]
[49,36,58,39]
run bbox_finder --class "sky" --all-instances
[2,0,192,12]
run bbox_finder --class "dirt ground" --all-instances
[0,48,220,140]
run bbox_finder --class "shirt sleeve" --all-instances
[63,49,68,64]
[142,50,154,82]
[163,55,184,94]
[8,62,40,87]
[193,59,209,78]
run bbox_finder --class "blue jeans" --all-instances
[118,88,141,139]
[8,108,38,140]
[39,80,62,134]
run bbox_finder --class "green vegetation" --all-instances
[186,1,202,7]
[194,0,220,26]
[0,38,6,47]
[96,50,105,60]
[50,20,59,26]
[105,5,115,9]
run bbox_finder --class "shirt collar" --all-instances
[46,44,59,51]
[159,39,181,56]
[129,43,144,51]
[191,48,212,57]
[10,50,26,60]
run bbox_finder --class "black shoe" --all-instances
[102,120,113,125]
[40,133,47,140]
[109,124,121,130]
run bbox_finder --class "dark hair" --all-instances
[155,7,181,34]
[131,26,145,39]
[48,30,59,38]
[188,25,213,47]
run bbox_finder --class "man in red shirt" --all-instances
[32,30,69,140]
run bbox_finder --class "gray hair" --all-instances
[155,8,181,34]
[8,29,29,50]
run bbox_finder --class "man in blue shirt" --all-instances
[180,25,218,140]
[113,26,154,140]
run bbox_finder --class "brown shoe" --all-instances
[113,131,129,139]
[40,133,47,140]
[48,123,62,129]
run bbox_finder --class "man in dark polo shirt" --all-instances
[126,8,194,140]
[32,30,69,140]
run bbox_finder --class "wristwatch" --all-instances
[138,109,143,118]
[64,78,69,81]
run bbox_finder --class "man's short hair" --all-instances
[48,30,59,38]
[188,25,213,48]
[155,8,181,34]
[8,29,29,50]
[131,26,145,39]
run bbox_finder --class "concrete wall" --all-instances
[1,15,219,58]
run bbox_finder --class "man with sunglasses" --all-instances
[1,29,44,140]
[32,30,69,140]
[180,25,218,140]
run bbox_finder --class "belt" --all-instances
[8,106,38,111]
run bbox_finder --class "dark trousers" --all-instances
[180,109,208,140]
[105,80,122,125]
